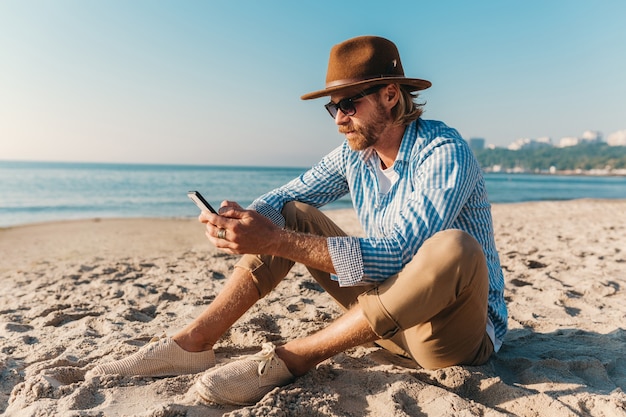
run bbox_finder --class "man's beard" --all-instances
[339,102,390,151]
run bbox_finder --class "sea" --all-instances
[1,160,626,227]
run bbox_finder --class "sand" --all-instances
[1,199,625,416]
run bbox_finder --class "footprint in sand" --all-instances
[8,366,105,410]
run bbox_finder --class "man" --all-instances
[87,35,507,406]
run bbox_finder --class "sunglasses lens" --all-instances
[325,103,339,118]
[338,99,356,116]
[324,91,369,119]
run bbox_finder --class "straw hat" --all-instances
[301,35,431,100]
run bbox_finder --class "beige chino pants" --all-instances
[235,202,493,369]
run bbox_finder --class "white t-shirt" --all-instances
[375,155,399,194]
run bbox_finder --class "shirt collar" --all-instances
[395,119,419,165]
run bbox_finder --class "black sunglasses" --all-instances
[324,85,384,119]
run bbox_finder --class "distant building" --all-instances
[468,137,485,152]
[508,138,529,150]
[558,136,579,147]
[508,137,552,150]
[607,130,626,146]
[559,131,603,147]
[581,130,603,143]
[535,136,552,146]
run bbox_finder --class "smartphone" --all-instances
[187,191,218,214]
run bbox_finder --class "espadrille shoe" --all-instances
[195,343,294,405]
[86,335,215,378]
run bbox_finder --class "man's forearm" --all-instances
[271,229,336,274]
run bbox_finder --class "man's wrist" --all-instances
[268,227,291,257]
[269,229,334,274]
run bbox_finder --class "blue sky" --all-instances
[1,1,625,167]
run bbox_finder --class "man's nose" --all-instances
[335,109,350,125]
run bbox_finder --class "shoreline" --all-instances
[2,200,625,416]
[2,196,626,231]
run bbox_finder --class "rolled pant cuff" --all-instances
[234,256,274,299]
[358,287,401,339]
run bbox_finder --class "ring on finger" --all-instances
[217,228,226,240]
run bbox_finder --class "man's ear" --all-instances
[382,84,400,108]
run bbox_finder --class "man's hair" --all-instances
[390,84,425,126]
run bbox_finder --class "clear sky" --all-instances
[1,1,625,167]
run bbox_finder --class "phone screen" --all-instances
[187,191,217,214]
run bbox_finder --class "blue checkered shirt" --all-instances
[249,119,507,349]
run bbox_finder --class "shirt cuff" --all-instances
[327,236,365,286]
[248,201,286,228]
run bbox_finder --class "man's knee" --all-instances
[403,229,482,273]
[281,201,315,230]
[281,202,346,238]
[429,231,490,315]
[422,229,485,269]
[280,201,300,218]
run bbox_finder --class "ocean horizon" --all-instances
[1,160,626,227]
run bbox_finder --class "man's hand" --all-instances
[199,201,336,274]
[199,200,281,255]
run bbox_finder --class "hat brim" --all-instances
[300,77,431,100]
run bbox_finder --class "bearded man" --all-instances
[87,35,508,406]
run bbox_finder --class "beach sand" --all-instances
[1,199,625,416]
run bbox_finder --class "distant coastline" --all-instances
[473,142,626,176]
[482,166,626,177]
